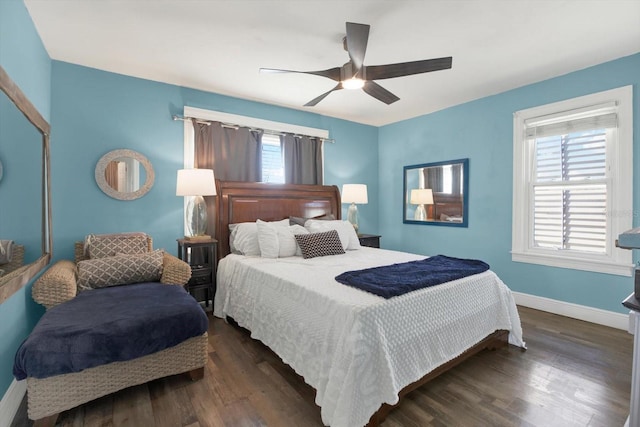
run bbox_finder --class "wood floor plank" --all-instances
[111,384,154,427]
[57,405,83,427]
[217,398,266,427]
[148,377,191,427]
[10,306,634,427]
[82,394,114,427]
[184,367,226,427]
[172,384,202,427]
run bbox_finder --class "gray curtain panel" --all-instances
[451,163,462,196]
[193,120,263,236]
[194,121,263,181]
[281,133,323,185]
[424,166,443,192]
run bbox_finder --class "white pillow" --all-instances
[257,220,309,258]
[229,219,289,256]
[278,224,309,257]
[229,222,260,256]
[304,219,361,250]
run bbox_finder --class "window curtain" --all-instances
[194,120,263,181]
[193,120,263,236]
[424,167,443,193]
[451,163,462,196]
[280,133,323,185]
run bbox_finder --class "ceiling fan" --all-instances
[259,22,453,107]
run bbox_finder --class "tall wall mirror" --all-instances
[0,65,52,303]
[403,158,469,227]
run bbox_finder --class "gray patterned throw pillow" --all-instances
[77,250,164,291]
[87,233,149,259]
[294,229,345,259]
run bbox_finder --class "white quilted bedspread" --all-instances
[214,248,524,427]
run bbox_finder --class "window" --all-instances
[182,106,328,182]
[512,86,633,276]
[261,134,284,183]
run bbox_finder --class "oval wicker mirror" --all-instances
[95,149,154,200]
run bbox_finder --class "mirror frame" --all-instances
[95,149,155,200]
[0,65,52,303]
[403,158,469,227]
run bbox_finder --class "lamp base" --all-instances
[184,234,212,241]
[186,195,208,237]
[347,202,359,232]
[414,204,427,221]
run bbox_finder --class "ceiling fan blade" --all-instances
[304,83,343,107]
[259,67,341,81]
[362,81,399,105]
[365,57,453,80]
[345,22,370,75]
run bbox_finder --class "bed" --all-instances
[213,180,525,427]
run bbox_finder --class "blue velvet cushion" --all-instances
[14,282,208,380]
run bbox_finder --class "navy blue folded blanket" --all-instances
[14,282,208,380]
[335,255,490,299]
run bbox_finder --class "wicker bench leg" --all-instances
[187,367,204,381]
[33,413,58,427]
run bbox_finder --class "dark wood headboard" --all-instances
[433,193,463,220]
[214,180,342,258]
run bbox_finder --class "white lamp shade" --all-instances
[342,184,368,204]
[176,169,216,196]
[410,188,434,205]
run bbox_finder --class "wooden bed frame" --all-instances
[215,180,342,259]
[213,180,510,426]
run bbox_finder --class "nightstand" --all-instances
[358,234,381,248]
[177,238,217,308]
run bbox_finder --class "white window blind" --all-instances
[261,134,284,183]
[529,123,611,253]
[512,86,633,276]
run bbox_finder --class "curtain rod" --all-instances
[172,115,335,143]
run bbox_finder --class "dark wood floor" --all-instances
[11,306,633,427]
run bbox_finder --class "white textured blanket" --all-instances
[214,248,524,427]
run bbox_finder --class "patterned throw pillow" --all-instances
[87,233,149,259]
[294,230,345,259]
[77,250,164,291]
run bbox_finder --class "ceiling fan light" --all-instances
[342,78,365,90]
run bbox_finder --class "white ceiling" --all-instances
[24,0,640,127]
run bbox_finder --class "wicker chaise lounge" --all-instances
[20,233,209,427]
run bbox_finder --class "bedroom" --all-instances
[1,0,640,425]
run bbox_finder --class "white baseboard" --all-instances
[0,379,26,427]
[513,291,629,330]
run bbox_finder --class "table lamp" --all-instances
[410,188,434,221]
[176,168,216,239]
[342,184,368,232]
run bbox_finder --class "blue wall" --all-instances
[50,62,379,260]
[0,0,51,399]
[379,53,640,314]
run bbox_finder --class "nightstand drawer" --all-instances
[358,234,381,248]
[190,267,212,285]
[177,238,218,307]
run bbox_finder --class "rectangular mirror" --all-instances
[0,65,52,303]
[403,158,469,227]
